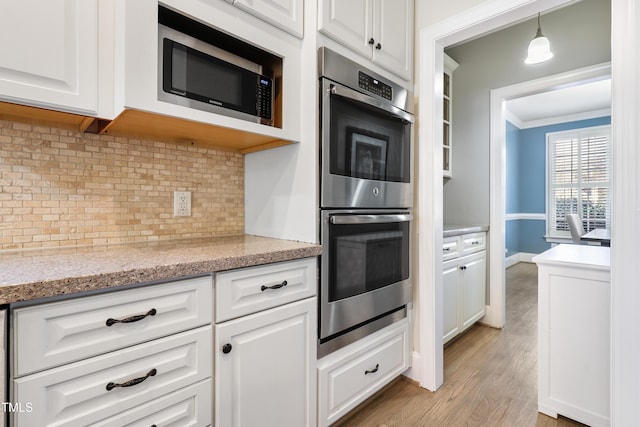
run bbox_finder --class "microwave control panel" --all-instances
[256,76,272,122]
[358,72,392,101]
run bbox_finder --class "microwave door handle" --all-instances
[330,214,413,225]
[329,84,414,124]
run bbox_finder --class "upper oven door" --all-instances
[320,78,414,209]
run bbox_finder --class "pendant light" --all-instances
[525,13,553,64]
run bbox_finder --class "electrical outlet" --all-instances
[173,191,191,217]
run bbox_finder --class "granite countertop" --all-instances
[0,235,322,305]
[443,224,489,238]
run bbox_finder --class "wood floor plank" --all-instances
[333,263,588,427]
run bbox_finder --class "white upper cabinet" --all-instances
[0,0,98,115]
[318,0,413,81]
[232,0,304,38]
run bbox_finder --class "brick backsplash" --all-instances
[0,119,244,250]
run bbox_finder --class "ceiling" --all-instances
[505,78,611,126]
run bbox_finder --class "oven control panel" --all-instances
[358,72,392,101]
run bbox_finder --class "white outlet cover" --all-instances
[173,191,191,217]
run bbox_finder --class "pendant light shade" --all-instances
[525,13,553,64]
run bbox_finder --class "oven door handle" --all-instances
[330,214,413,225]
[328,83,414,124]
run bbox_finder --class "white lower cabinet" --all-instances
[443,232,486,344]
[0,309,5,427]
[215,298,316,427]
[214,257,318,427]
[10,276,214,427]
[317,317,410,427]
[90,379,212,427]
[534,245,610,427]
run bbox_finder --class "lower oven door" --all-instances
[320,210,413,341]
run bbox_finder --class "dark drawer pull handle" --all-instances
[261,280,288,292]
[365,363,379,375]
[106,308,157,326]
[106,368,157,391]
[444,247,451,251]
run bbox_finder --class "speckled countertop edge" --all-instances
[0,235,322,305]
[443,225,489,238]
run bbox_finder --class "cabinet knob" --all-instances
[368,38,375,45]
[460,266,467,271]
[375,43,382,50]
[222,343,233,354]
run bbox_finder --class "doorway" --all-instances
[415,0,608,393]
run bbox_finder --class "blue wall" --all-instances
[505,116,611,256]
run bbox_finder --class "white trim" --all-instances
[402,351,422,383]
[505,252,537,268]
[516,108,611,129]
[505,213,546,220]
[610,0,640,425]
[417,0,575,392]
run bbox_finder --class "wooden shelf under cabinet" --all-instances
[0,101,294,154]
[100,109,293,154]
[0,101,95,132]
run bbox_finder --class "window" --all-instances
[546,124,612,239]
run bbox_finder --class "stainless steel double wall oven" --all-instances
[318,48,414,357]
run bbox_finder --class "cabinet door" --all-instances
[318,0,373,59]
[0,0,97,114]
[372,0,413,80]
[442,259,460,344]
[234,0,303,38]
[215,298,316,427]
[461,251,486,331]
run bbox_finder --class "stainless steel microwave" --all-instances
[158,24,274,126]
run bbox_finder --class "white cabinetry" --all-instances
[317,317,410,427]
[442,232,486,344]
[0,309,5,427]
[214,258,317,427]
[533,245,610,427]
[10,276,213,427]
[443,53,459,178]
[232,0,304,38]
[318,0,413,80]
[0,0,98,115]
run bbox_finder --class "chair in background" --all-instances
[566,213,585,244]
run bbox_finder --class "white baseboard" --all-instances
[402,351,421,384]
[505,252,536,268]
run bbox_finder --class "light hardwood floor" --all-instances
[334,262,586,427]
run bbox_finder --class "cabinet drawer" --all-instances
[462,232,486,255]
[443,237,459,261]
[13,275,212,377]
[215,257,316,322]
[318,319,409,426]
[12,326,212,427]
[90,379,211,427]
